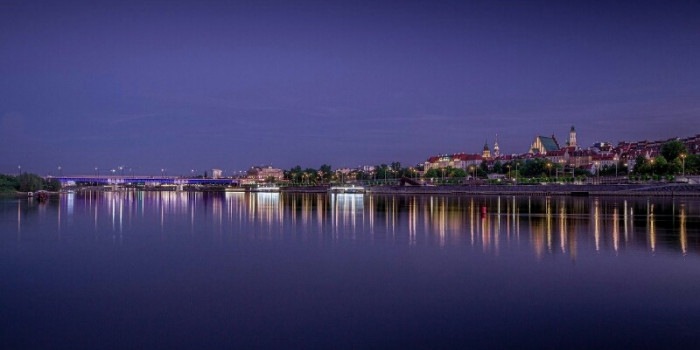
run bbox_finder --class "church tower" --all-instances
[482,140,491,159]
[493,134,500,158]
[568,126,577,148]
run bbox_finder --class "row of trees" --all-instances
[283,163,416,185]
[284,164,334,185]
[0,173,61,193]
[632,141,699,177]
[281,159,588,185]
[423,159,590,180]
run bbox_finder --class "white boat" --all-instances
[251,186,280,193]
[329,185,365,194]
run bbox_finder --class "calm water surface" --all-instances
[2,191,700,349]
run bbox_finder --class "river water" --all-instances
[2,191,700,348]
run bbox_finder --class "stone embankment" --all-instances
[365,183,700,197]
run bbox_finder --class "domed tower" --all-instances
[493,134,500,158]
[568,126,577,148]
[482,140,491,159]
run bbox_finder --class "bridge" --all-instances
[48,175,239,186]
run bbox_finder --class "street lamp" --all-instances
[680,154,686,176]
[547,163,552,178]
[58,166,62,177]
[95,167,99,176]
[18,165,21,176]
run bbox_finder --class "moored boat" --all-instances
[251,186,280,193]
[329,185,365,194]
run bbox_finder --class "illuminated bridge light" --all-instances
[49,176,239,186]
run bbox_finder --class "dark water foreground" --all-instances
[1,192,700,349]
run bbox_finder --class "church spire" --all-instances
[482,139,491,159]
[568,125,577,148]
[493,134,500,158]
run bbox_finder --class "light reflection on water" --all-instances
[3,191,699,258]
[3,191,700,349]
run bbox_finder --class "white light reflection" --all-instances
[331,193,364,241]
[408,196,416,246]
[505,196,511,241]
[57,196,61,236]
[17,200,21,239]
[111,195,116,232]
[119,196,123,235]
[256,193,281,229]
[94,194,98,231]
[25,192,700,258]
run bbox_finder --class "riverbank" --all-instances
[36,183,700,197]
[362,183,700,197]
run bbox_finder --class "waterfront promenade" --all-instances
[29,177,700,197]
[362,183,700,197]
[279,182,700,197]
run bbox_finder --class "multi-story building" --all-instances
[545,148,570,166]
[247,166,284,182]
[424,153,483,171]
[591,154,618,174]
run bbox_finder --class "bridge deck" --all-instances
[50,176,239,185]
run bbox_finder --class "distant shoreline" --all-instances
[6,183,700,198]
[360,183,700,197]
[282,183,700,197]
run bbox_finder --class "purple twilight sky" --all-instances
[1,0,699,176]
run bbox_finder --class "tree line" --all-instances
[277,141,697,185]
[0,173,61,193]
[630,140,699,178]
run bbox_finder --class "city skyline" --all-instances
[2,0,699,175]
[8,128,698,178]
